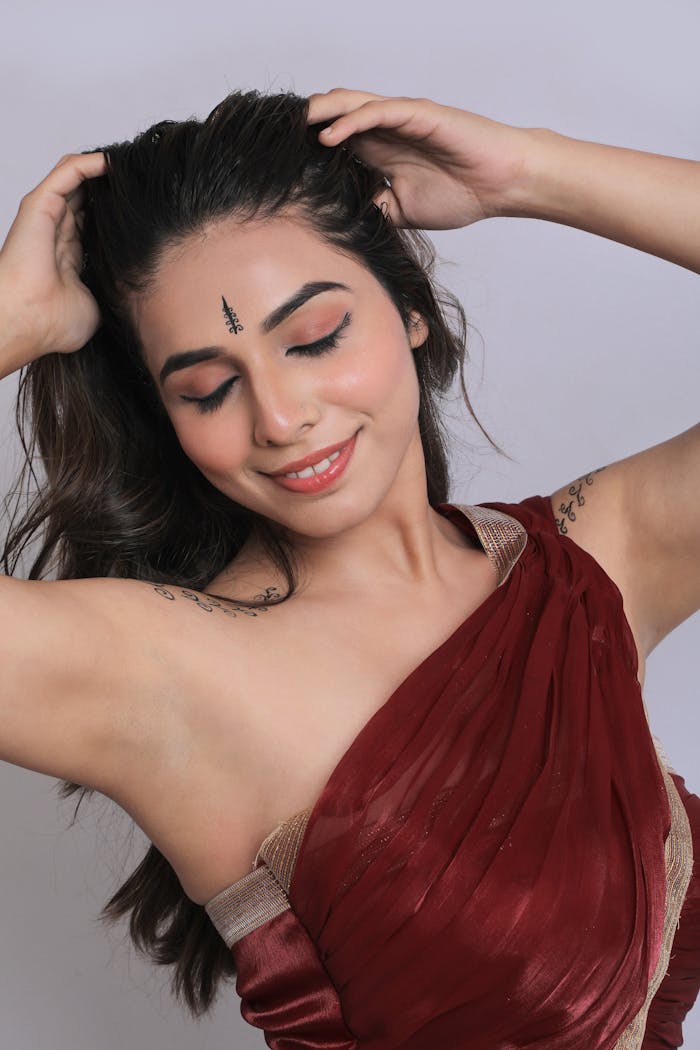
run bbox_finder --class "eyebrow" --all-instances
[158,280,351,386]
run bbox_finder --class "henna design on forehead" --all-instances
[221,295,244,335]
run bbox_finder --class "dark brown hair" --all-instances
[2,89,498,1017]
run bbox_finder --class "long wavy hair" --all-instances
[1,89,499,1017]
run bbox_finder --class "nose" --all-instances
[250,365,322,447]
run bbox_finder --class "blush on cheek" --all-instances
[348,341,410,400]
[175,425,245,477]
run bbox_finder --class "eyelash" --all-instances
[181,312,352,415]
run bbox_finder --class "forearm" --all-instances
[507,128,700,274]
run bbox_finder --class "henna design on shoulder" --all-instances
[554,466,607,536]
[151,584,280,618]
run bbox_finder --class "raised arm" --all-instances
[0,574,170,788]
[307,87,700,272]
[0,153,167,791]
[503,128,700,274]
[0,150,108,379]
[306,89,700,659]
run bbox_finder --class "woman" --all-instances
[0,87,698,1048]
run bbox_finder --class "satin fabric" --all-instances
[229,495,699,1048]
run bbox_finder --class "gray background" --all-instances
[1,0,698,1046]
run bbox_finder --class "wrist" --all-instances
[497,127,572,221]
[0,298,39,381]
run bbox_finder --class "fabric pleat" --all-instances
[234,909,358,1048]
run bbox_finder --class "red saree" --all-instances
[205,496,699,1049]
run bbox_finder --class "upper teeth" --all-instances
[284,449,342,478]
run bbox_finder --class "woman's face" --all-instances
[133,215,429,542]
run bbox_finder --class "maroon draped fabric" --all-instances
[230,495,700,1049]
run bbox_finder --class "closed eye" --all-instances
[181,375,238,415]
[291,310,351,356]
[180,311,352,415]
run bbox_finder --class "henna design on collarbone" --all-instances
[151,584,280,618]
[554,466,607,536]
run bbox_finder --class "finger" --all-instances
[307,87,387,126]
[316,97,429,147]
[65,187,89,233]
[18,153,106,232]
[65,183,87,209]
[27,151,107,203]
[73,207,86,236]
[56,198,82,252]
[57,231,83,278]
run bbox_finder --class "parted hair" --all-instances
[1,89,497,1017]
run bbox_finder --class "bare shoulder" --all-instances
[549,465,626,573]
[548,463,647,682]
[75,574,278,751]
[88,573,286,903]
[549,424,700,672]
[0,569,284,902]
[0,573,264,791]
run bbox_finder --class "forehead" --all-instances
[132,215,368,358]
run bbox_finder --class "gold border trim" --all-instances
[455,503,528,586]
[612,739,694,1048]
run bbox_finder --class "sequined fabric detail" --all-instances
[254,809,312,893]
[204,865,289,948]
[456,503,528,586]
[612,740,694,1048]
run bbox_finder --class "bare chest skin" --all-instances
[110,535,501,906]
[107,510,648,907]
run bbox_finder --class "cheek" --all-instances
[173,417,247,476]
[331,332,417,408]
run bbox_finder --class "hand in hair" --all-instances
[0,151,107,376]
[307,87,542,231]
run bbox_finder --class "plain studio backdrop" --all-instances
[0,1,698,1047]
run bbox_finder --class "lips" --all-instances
[266,431,358,494]
[264,432,358,476]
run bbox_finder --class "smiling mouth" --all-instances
[263,431,359,477]
[276,448,344,479]
[264,431,359,493]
